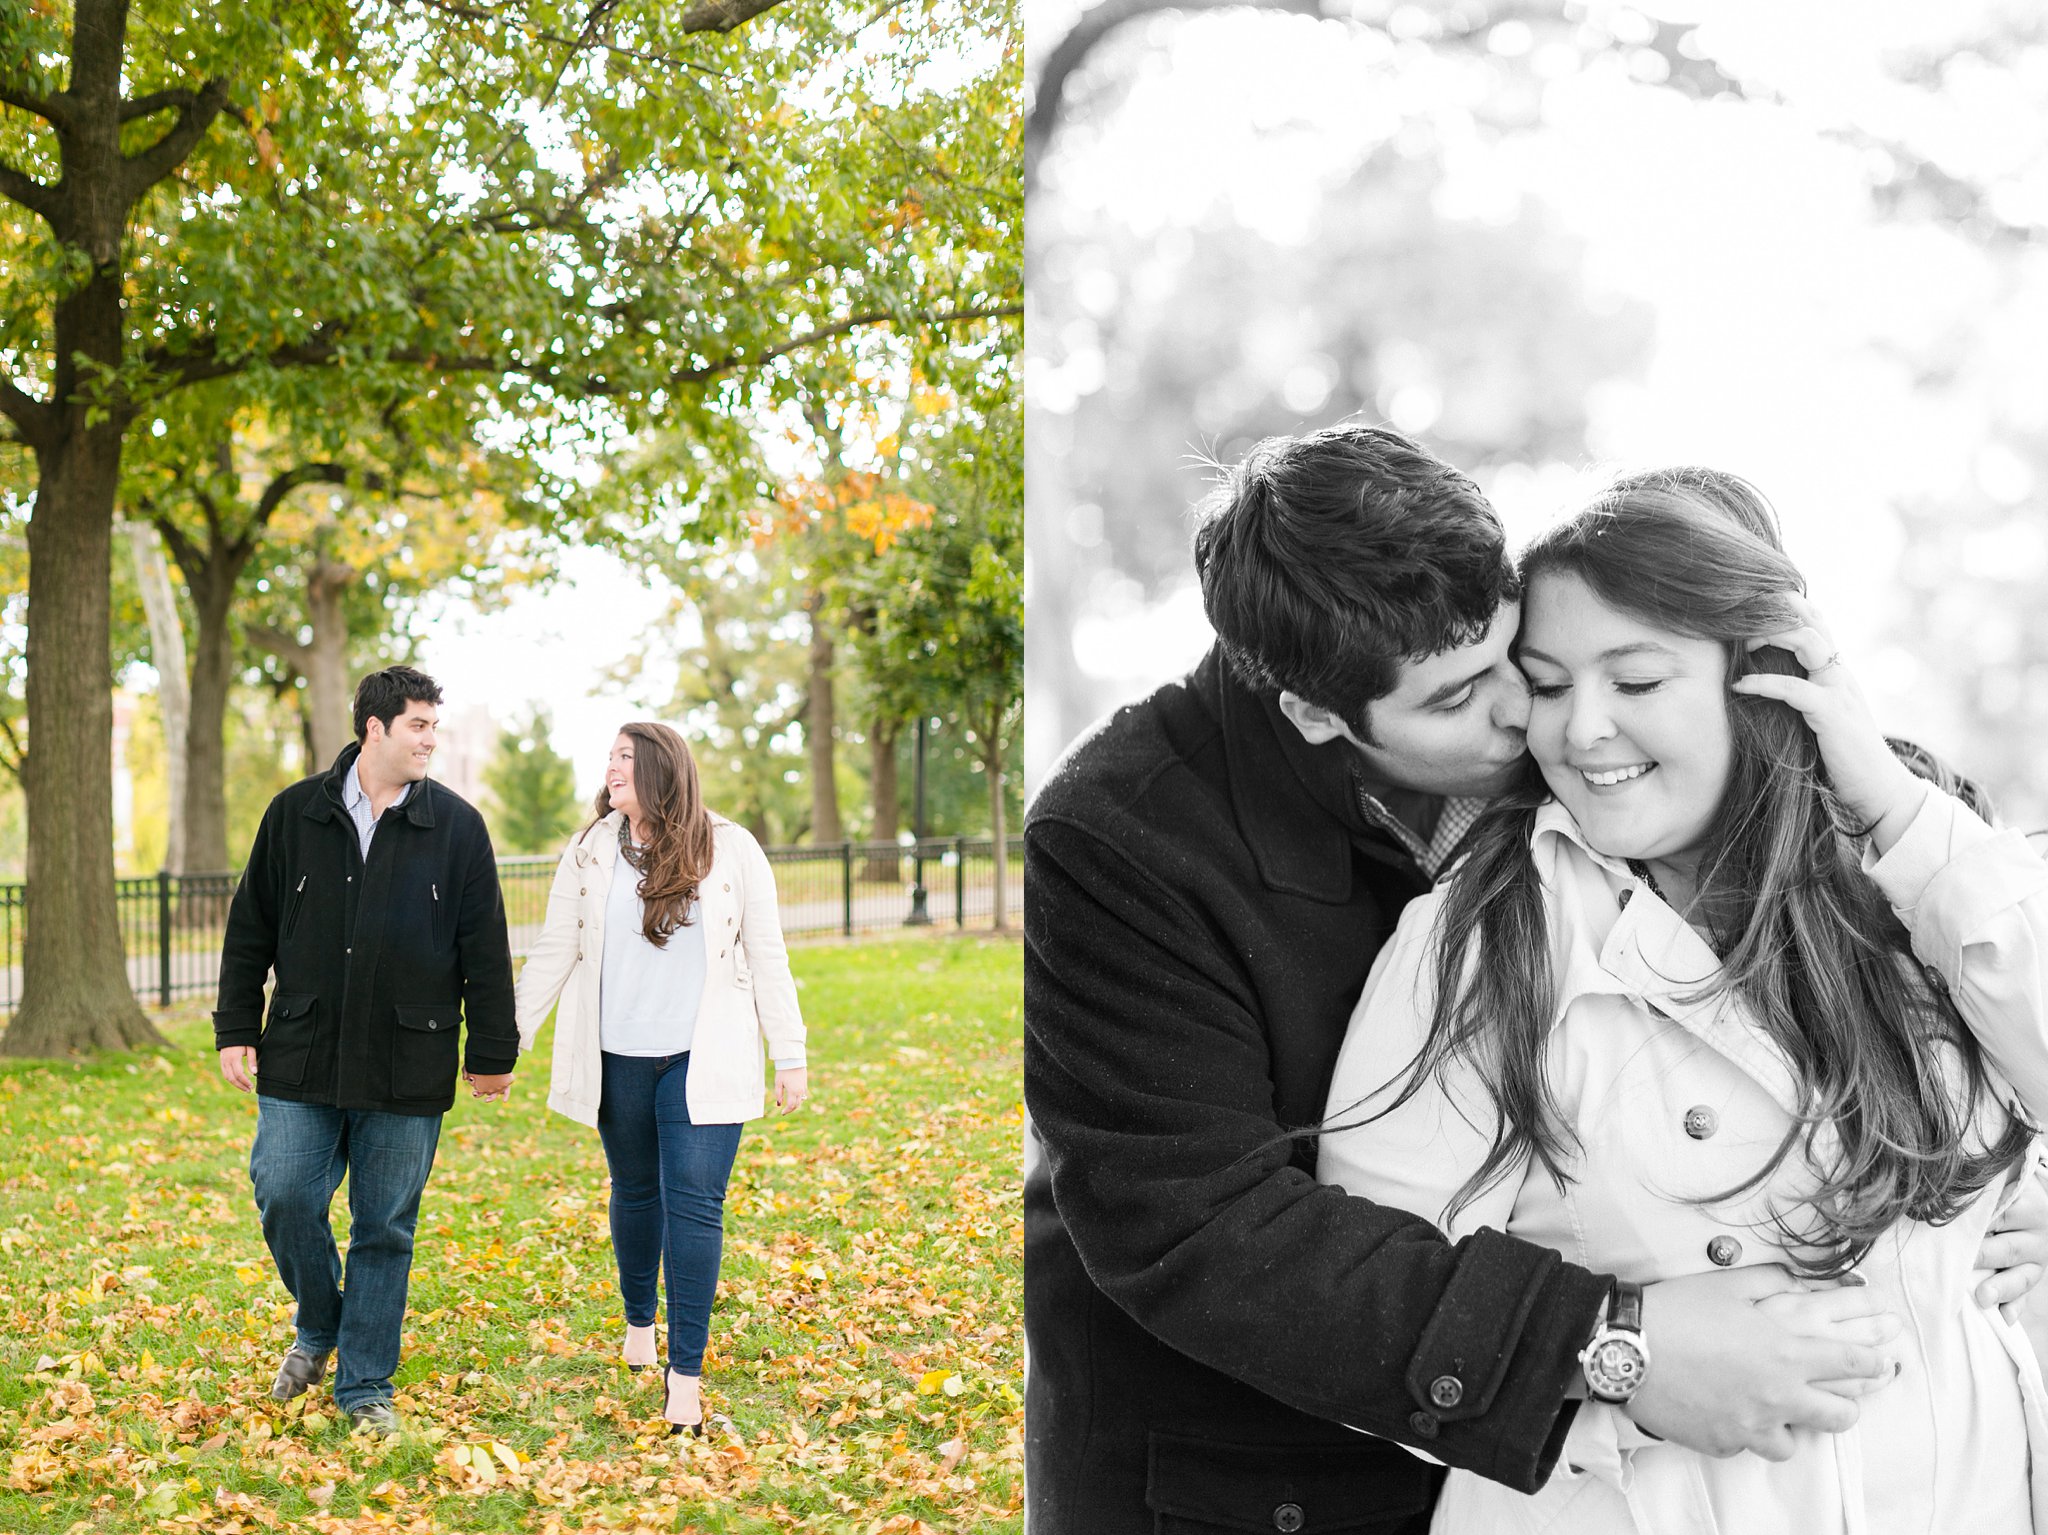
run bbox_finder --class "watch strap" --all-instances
[1610,1278,1643,1334]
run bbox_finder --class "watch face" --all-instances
[1587,1336,1647,1399]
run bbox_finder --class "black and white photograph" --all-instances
[1024,3,2048,1531]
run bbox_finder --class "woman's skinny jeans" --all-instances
[595,1051,744,1375]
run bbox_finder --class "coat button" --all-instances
[1430,1374,1463,1408]
[1708,1235,1743,1266]
[1273,1505,1305,1534]
[576,951,584,961]
[1408,1410,1438,1438]
[580,886,587,896]
[1923,963,1949,995]
[577,918,584,928]
[723,883,730,891]
[427,1019,437,1031]
[1618,888,1632,909]
[1683,1105,1718,1140]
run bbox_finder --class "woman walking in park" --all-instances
[516,721,808,1435]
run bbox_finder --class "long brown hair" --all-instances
[588,722,716,948]
[1373,468,2030,1278]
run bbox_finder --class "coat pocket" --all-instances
[258,992,319,1089]
[1145,1431,1438,1534]
[390,1002,462,1100]
[281,874,309,942]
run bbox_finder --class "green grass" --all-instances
[0,934,1022,1533]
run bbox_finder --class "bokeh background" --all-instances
[1025,0,2048,834]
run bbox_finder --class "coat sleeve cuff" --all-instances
[213,1011,262,1050]
[1405,1229,1612,1492]
[463,1049,519,1076]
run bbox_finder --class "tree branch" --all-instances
[254,462,390,529]
[1028,0,1320,190]
[0,374,51,455]
[0,709,25,785]
[147,502,207,585]
[400,0,764,70]
[121,87,198,122]
[242,621,308,664]
[672,303,1021,383]
[674,0,785,32]
[0,81,67,128]
[0,157,61,224]
[146,301,1017,402]
[122,76,233,204]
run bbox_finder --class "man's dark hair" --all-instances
[353,665,444,743]
[1192,422,1518,739]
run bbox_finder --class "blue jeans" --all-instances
[248,1097,441,1411]
[596,1052,744,1375]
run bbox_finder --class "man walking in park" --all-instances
[214,665,519,1436]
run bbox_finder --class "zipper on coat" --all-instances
[283,874,308,939]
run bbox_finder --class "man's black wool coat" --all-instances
[1024,648,1611,1534]
[213,743,519,1114]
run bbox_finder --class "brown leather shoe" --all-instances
[270,1344,330,1402]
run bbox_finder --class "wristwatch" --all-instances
[1579,1279,1649,1404]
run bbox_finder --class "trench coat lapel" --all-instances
[1533,802,1808,1120]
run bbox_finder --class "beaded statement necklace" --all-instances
[616,819,702,915]
[1626,857,1727,958]
[618,817,648,873]
[1625,858,1662,902]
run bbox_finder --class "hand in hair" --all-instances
[1624,1265,1902,1460]
[1730,595,1927,853]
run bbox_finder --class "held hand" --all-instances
[774,1067,808,1114]
[464,1071,514,1103]
[1729,595,1927,853]
[219,1046,256,1093]
[1625,1266,1902,1461]
[1975,1160,2048,1323]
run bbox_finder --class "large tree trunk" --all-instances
[5,419,162,1055]
[803,589,842,846]
[864,716,901,882]
[246,554,356,772]
[302,558,355,768]
[0,2,169,1054]
[181,560,237,876]
[122,522,189,873]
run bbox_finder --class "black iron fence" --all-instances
[0,836,1022,1014]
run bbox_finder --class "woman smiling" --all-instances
[514,721,807,1437]
[1319,470,2048,1533]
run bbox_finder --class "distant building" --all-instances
[433,701,497,804]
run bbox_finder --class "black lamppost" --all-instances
[905,714,932,925]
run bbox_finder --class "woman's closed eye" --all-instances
[1526,680,1569,701]
[1614,680,1667,696]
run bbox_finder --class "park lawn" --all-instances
[0,934,1023,1534]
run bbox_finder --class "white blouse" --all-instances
[598,865,707,1057]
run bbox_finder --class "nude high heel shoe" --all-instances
[663,1368,705,1438]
